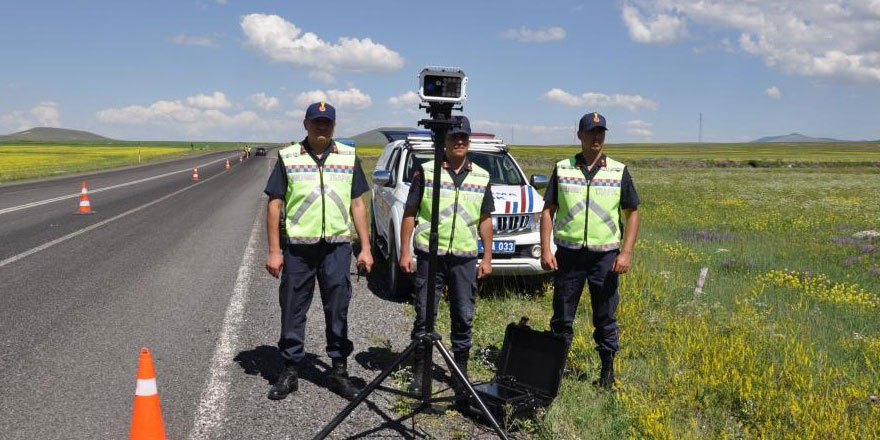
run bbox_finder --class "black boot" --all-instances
[328,358,360,400]
[267,362,299,400]
[596,351,616,390]
[409,345,426,395]
[452,351,470,411]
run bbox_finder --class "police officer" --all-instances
[264,101,373,400]
[540,112,641,390]
[399,116,494,406]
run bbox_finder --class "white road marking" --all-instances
[0,155,234,216]
[189,204,262,440]
[0,169,226,269]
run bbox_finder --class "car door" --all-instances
[373,146,402,251]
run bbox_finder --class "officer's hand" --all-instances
[356,249,373,274]
[399,251,415,274]
[266,251,284,278]
[477,258,492,279]
[541,250,558,271]
[612,251,632,274]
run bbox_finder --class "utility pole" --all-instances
[699,112,703,144]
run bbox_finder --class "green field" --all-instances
[0,141,255,182]
[357,143,880,439]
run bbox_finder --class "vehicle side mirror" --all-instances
[530,173,549,189]
[372,169,391,186]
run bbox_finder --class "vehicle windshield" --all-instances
[403,150,525,185]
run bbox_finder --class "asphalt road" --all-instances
[0,150,506,440]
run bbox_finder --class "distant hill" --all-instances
[345,126,421,146]
[0,127,115,142]
[751,133,844,143]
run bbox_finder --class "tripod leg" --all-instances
[312,340,420,440]
[434,341,511,440]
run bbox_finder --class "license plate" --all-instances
[478,240,516,254]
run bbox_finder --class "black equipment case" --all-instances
[468,318,568,425]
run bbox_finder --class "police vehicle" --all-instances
[370,132,553,298]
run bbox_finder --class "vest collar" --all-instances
[300,138,338,155]
[575,152,606,169]
[441,155,472,173]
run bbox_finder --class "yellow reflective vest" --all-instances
[279,141,355,244]
[414,162,490,257]
[553,156,625,251]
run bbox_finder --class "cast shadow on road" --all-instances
[233,346,371,400]
[233,345,424,439]
[354,345,456,391]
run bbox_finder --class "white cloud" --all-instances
[541,88,659,112]
[388,91,421,108]
[622,0,880,84]
[765,86,782,99]
[0,102,61,131]
[501,26,566,43]
[240,13,404,83]
[624,119,653,128]
[627,128,654,136]
[285,109,306,119]
[294,88,372,110]
[185,92,232,109]
[308,70,336,84]
[622,4,688,44]
[95,93,273,135]
[170,33,218,48]
[248,92,281,111]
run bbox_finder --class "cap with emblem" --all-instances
[446,115,471,136]
[578,112,607,132]
[305,101,336,122]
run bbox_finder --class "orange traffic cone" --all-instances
[75,181,95,214]
[129,347,167,440]
[192,167,200,182]
[224,159,231,170]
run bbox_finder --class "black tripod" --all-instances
[312,102,510,440]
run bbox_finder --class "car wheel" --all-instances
[369,208,380,260]
[387,230,414,300]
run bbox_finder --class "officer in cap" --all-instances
[399,115,494,406]
[264,101,373,400]
[540,112,641,390]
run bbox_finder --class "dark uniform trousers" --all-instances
[411,252,477,355]
[550,247,620,353]
[278,241,354,364]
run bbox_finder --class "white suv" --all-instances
[370,132,553,298]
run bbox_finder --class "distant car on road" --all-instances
[370,132,553,299]
[255,147,268,156]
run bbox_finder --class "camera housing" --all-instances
[418,67,467,104]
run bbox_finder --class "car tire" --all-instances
[387,229,414,301]
[369,208,380,260]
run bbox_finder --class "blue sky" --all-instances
[2,0,879,144]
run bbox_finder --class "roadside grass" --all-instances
[358,143,880,439]
[0,141,255,182]
[510,142,880,168]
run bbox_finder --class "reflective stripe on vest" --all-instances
[414,162,489,257]
[279,141,355,244]
[553,156,625,251]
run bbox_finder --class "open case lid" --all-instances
[495,318,568,398]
